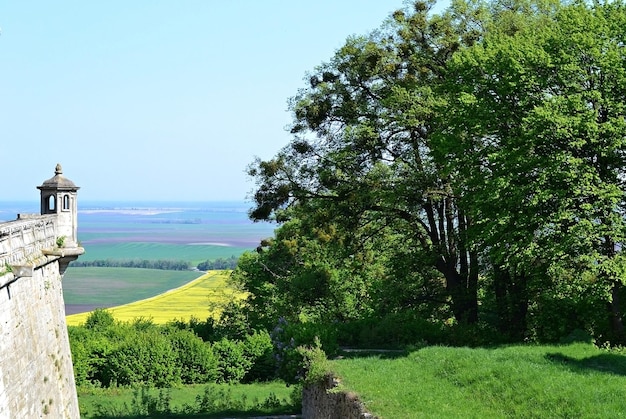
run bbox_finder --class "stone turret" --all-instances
[37,163,80,248]
[0,163,83,418]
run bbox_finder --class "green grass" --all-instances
[330,343,626,418]
[63,267,201,306]
[77,382,297,418]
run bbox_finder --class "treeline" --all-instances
[71,259,192,270]
[197,255,239,271]
[71,256,240,271]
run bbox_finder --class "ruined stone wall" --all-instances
[302,374,377,419]
[0,216,80,418]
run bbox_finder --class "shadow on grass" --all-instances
[335,348,408,360]
[545,352,626,376]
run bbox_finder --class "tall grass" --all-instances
[330,343,626,418]
[66,271,243,326]
[78,382,296,418]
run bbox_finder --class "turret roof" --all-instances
[37,163,80,191]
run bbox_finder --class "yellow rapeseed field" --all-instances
[65,270,245,326]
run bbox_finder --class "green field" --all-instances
[66,270,242,326]
[63,267,202,306]
[78,242,249,265]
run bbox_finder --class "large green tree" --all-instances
[243,0,626,344]
[248,0,485,323]
[231,215,383,328]
[442,0,626,341]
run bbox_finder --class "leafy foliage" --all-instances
[212,338,252,384]
[89,385,295,418]
[102,329,180,387]
[197,255,240,271]
[68,312,278,388]
[238,0,626,345]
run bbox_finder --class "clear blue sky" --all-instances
[0,1,447,202]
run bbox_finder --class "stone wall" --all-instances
[0,215,57,269]
[0,216,80,418]
[302,374,377,419]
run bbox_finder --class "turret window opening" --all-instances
[63,195,70,211]
[48,195,56,212]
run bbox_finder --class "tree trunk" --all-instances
[437,258,478,324]
[493,265,528,341]
[609,280,625,344]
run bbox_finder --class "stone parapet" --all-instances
[0,215,57,269]
[0,212,82,418]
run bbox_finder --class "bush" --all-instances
[242,330,275,382]
[102,329,181,387]
[68,325,118,387]
[295,337,331,384]
[337,312,446,347]
[68,327,92,387]
[84,308,115,330]
[211,301,252,341]
[526,275,609,343]
[270,317,336,383]
[168,329,219,384]
[69,317,280,388]
[212,338,252,383]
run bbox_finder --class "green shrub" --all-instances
[212,338,252,383]
[211,301,253,341]
[295,337,331,384]
[526,276,609,343]
[168,329,219,384]
[131,316,156,332]
[242,330,275,382]
[336,311,446,348]
[84,308,115,330]
[68,328,91,387]
[103,329,181,387]
[270,317,336,383]
[68,326,118,387]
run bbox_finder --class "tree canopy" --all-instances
[238,0,626,345]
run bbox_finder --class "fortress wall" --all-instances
[0,215,57,271]
[0,216,79,418]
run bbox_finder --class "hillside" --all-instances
[330,342,626,418]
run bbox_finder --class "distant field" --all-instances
[77,242,250,265]
[66,270,242,326]
[59,202,270,318]
[63,267,202,308]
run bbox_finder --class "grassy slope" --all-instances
[66,270,242,326]
[330,342,626,418]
